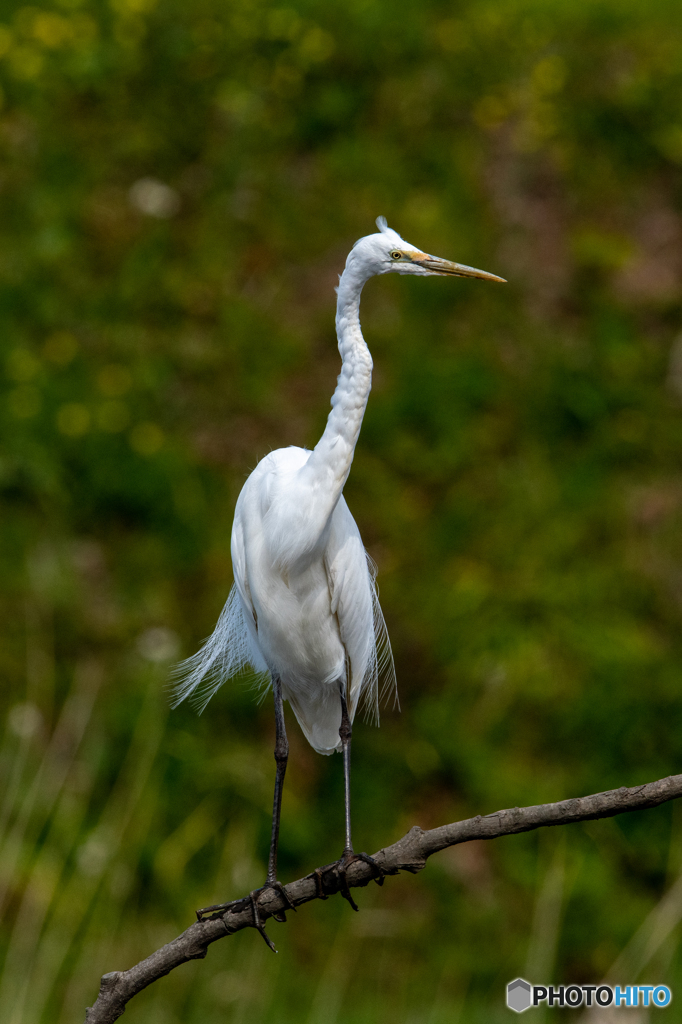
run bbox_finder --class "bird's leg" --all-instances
[334,680,384,912]
[196,675,294,951]
[247,673,297,948]
[340,679,353,855]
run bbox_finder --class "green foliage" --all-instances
[2,0,682,1019]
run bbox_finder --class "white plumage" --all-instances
[172,446,395,753]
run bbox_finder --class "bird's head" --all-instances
[346,216,505,284]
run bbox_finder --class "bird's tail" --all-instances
[285,683,344,755]
[169,584,269,712]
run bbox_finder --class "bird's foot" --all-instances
[255,879,297,924]
[335,849,384,911]
[248,880,296,952]
[195,880,295,952]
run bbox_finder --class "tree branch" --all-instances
[83,772,682,1023]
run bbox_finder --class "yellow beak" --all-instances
[417,254,506,282]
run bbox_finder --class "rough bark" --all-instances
[84,772,682,1023]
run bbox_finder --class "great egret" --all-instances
[173,218,504,948]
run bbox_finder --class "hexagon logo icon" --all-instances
[507,978,532,1013]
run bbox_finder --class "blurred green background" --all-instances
[3,0,682,1020]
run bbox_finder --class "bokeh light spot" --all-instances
[57,402,90,436]
[8,44,43,79]
[7,348,40,381]
[0,26,12,58]
[97,364,132,396]
[8,702,43,738]
[129,421,163,455]
[129,177,180,218]
[137,626,180,662]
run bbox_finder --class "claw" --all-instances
[195,897,246,921]
[335,850,383,911]
[356,851,385,886]
[267,879,297,922]
[312,866,330,900]
[249,888,277,951]
[249,880,297,950]
[337,866,359,911]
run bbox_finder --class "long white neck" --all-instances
[304,260,372,501]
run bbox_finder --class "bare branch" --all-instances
[83,772,682,1023]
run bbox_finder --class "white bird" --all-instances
[173,218,504,947]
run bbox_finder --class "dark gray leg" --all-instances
[267,673,289,884]
[335,679,384,911]
[196,674,295,950]
[339,680,353,855]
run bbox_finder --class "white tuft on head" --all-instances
[374,215,407,248]
[343,218,429,284]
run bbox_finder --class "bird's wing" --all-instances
[170,499,269,712]
[325,496,397,723]
[230,503,260,644]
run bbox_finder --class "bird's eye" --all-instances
[391,251,402,260]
